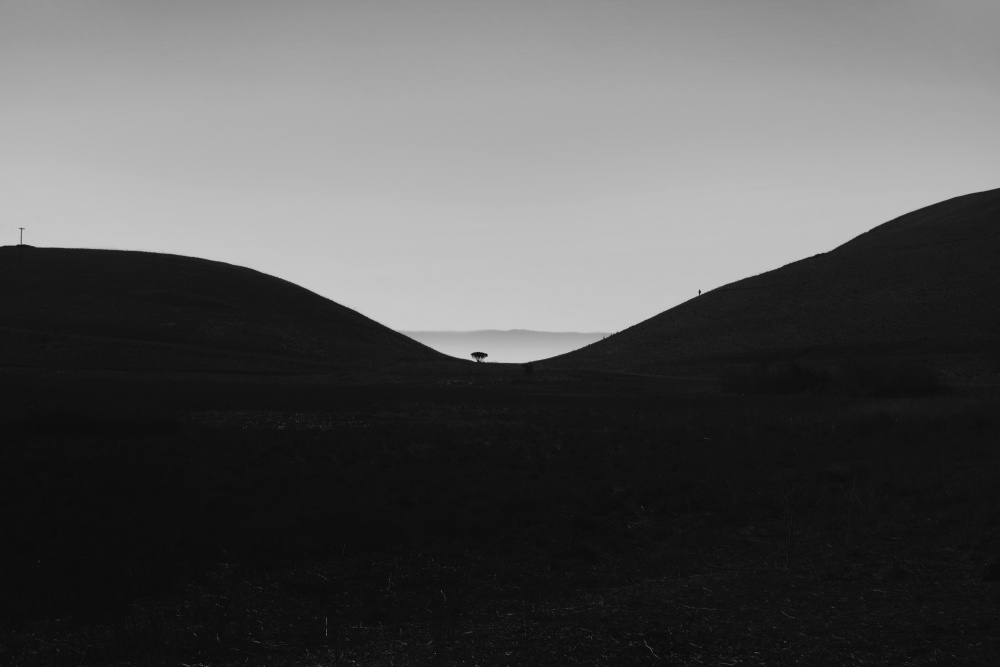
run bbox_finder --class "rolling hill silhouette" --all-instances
[0,248,445,373]
[548,187,1000,378]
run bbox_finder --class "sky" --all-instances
[2,1,998,333]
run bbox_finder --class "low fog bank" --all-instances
[401,330,609,364]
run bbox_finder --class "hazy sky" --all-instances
[2,1,998,331]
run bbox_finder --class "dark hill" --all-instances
[0,248,445,373]
[548,187,1000,378]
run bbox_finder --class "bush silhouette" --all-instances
[471,352,487,363]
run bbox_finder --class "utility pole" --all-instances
[18,227,25,245]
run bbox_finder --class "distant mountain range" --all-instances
[400,330,609,364]
[549,187,1000,379]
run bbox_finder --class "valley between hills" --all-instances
[2,189,999,665]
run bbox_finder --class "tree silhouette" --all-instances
[471,352,488,363]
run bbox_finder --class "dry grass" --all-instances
[1,369,999,665]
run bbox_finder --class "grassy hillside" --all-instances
[2,370,999,664]
[2,238,999,664]
[549,187,1000,379]
[0,247,446,373]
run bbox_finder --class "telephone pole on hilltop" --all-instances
[18,227,25,245]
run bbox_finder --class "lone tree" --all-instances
[471,351,488,363]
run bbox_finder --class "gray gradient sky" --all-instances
[2,1,998,331]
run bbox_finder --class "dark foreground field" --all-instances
[2,365,999,665]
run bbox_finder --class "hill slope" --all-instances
[549,187,1000,378]
[0,248,445,373]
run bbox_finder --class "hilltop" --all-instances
[0,247,446,374]
[547,187,1000,379]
